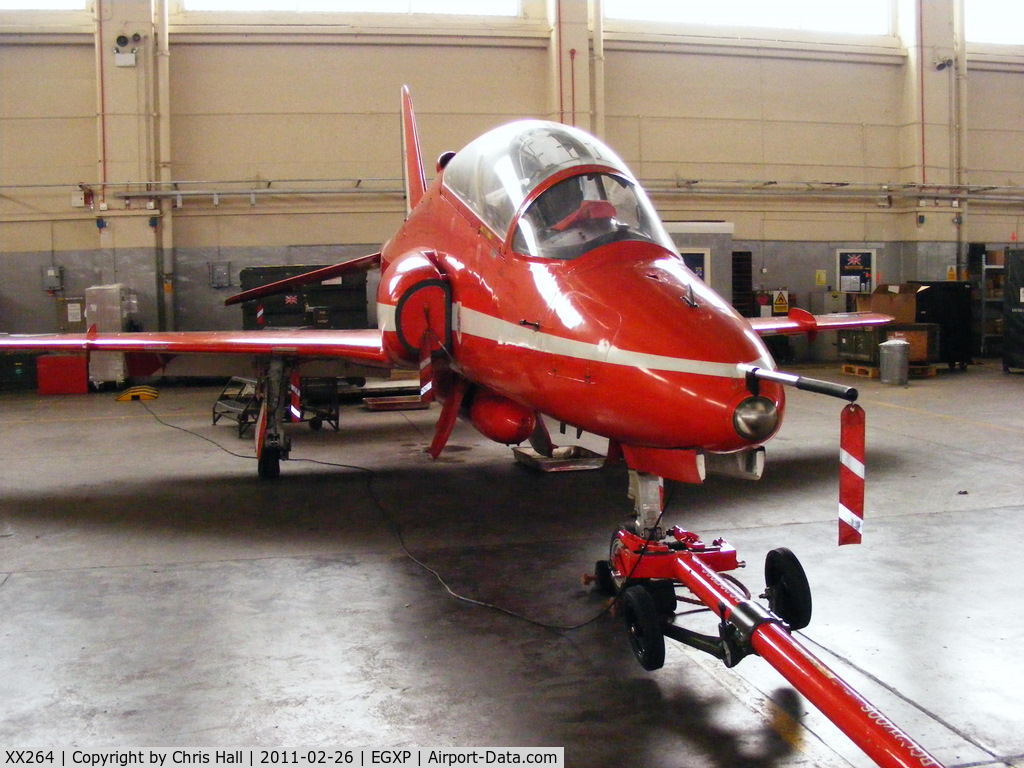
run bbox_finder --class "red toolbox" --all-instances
[37,354,89,395]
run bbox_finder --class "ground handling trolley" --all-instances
[212,377,260,437]
[590,526,946,768]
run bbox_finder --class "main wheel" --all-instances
[594,560,617,595]
[764,547,812,631]
[621,585,665,671]
[258,446,281,480]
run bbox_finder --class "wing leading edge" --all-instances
[748,308,893,338]
[0,328,392,367]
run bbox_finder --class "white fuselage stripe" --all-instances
[379,301,773,379]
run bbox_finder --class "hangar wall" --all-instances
[1,0,1023,335]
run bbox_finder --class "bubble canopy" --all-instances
[443,120,677,260]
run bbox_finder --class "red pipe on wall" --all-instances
[919,0,928,184]
[569,47,577,126]
[556,0,565,123]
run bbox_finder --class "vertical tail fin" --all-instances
[401,85,427,215]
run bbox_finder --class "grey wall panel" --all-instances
[0,249,157,333]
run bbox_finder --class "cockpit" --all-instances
[443,121,677,260]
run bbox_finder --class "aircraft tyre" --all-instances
[621,585,665,671]
[258,446,281,480]
[594,560,616,595]
[764,547,812,631]
[644,580,677,615]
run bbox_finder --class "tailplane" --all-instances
[401,86,427,215]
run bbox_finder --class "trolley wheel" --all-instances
[621,585,665,671]
[258,446,281,480]
[594,560,617,595]
[607,532,627,592]
[644,581,678,616]
[309,417,323,432]
[764,547,812,631]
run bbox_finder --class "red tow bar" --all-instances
[608,530,945,768]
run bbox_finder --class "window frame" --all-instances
[602,0,894,39]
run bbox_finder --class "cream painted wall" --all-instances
[604,51,904,183]
[169,42,550,184]
[0,43,95,198]
[3,12,1021,249]
[2,1,1024,333]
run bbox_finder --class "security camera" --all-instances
[935,58,954,71]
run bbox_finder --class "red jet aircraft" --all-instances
[6,91,954,768]
[0,87,888,540]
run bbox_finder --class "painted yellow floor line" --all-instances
[0,409,210,425]
[862,397,1024,435]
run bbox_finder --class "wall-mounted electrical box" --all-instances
[42,265,64,292]
[209,262,231,289]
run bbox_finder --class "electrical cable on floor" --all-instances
[140,399,256,460]
[137,397,672,634]
[298,452,667,633]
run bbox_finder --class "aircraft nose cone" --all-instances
[733,396,780,442]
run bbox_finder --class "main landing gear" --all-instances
[590,471,944,768]
[254,357,292,479]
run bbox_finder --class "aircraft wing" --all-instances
[0,328,392,367]
[748,308,893,337]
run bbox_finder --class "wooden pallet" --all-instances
[841,363,936,379]
[909,364,937,378]
[842,363,879,378]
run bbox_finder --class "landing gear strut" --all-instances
[255,356,292,479]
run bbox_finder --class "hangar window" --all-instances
[0,1,85,7]
[966,0,1024,44]
[182,0,516,13]
[604,0,891,36]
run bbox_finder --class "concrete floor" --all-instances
[1,361,1022,767]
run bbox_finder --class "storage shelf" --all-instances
[968,244,1007,357]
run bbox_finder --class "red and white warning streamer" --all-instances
[288,369,302,421]
[839,402,866,545]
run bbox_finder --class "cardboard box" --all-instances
[854,284,928,324]
[887,326,938,363]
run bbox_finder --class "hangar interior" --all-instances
[2,1,1024,766]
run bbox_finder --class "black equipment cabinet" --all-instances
[239,265,369,330]
[1004,250,1024,371]
[909,280,973,370]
